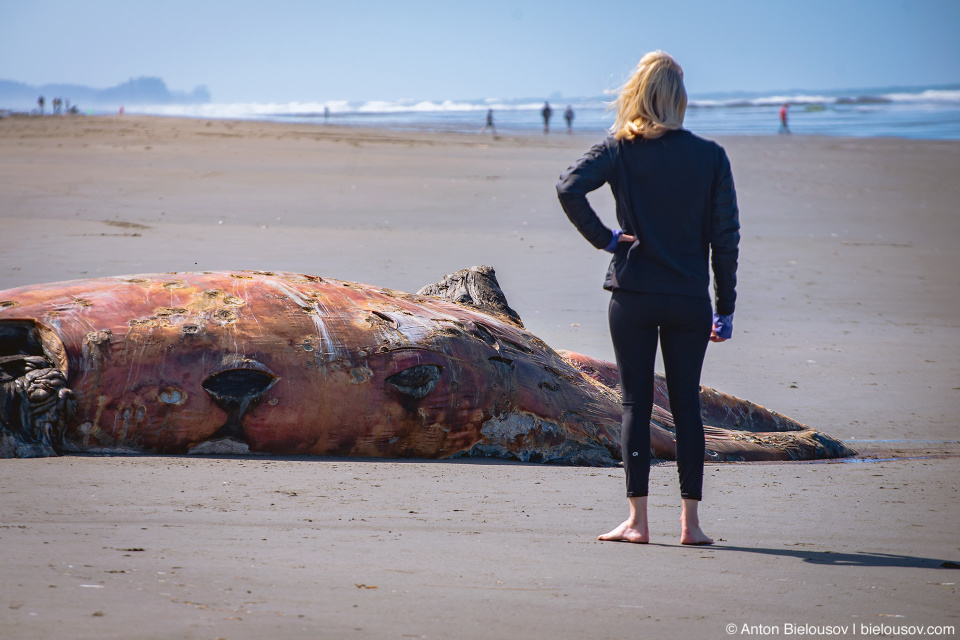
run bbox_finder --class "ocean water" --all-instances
[124,84,960,140]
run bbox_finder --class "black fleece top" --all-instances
[556,129,740,315]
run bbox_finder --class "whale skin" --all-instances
[0,268,854,463]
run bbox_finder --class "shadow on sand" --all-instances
[704,545,960,569]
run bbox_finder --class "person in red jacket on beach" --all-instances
[779,103,790,134]
[557,51,740,545]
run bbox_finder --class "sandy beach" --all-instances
[1,115,958,639]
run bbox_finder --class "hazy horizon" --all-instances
[4,75,960,111]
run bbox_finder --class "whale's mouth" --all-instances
[0,320,75,457]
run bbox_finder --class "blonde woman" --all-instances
[556,51,740,545]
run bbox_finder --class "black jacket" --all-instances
[556,129,740,315]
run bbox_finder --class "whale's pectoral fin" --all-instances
[0,320,75,458]
[417,266,524,328]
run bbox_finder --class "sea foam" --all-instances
[120,84,960,140]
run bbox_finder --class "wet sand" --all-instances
[1,115,958,638]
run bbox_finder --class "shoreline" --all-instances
[5,110,960,141]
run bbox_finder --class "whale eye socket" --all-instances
[386,364,442,399]
[202,369,276,401]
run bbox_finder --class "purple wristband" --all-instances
[603,229,623,253]
[712,312,734,339]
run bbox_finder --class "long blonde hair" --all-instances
[612,51,687,141]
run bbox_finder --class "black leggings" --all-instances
[608,290,712,501]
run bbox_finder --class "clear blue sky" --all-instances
[1,0,958,102]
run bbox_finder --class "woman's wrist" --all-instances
[603,229,623,253]
[712,312,734,339]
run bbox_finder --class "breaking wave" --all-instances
[118,83,960,139]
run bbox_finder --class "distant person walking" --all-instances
[779,103,790,134]
[37,96,44,115]
[324,105,330,122]
[482,108,497,135]
[541,102,553,133]
[564,105,574,132]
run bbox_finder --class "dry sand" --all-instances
[0,115,958,639]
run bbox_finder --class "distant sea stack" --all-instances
[0,76,210,110]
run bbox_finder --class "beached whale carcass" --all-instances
[0,267,854,462]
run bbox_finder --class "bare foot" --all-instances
[680,522,714,545]
[680,498,713,545]
[598,520,649,544]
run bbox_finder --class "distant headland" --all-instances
[0,77,210,111]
